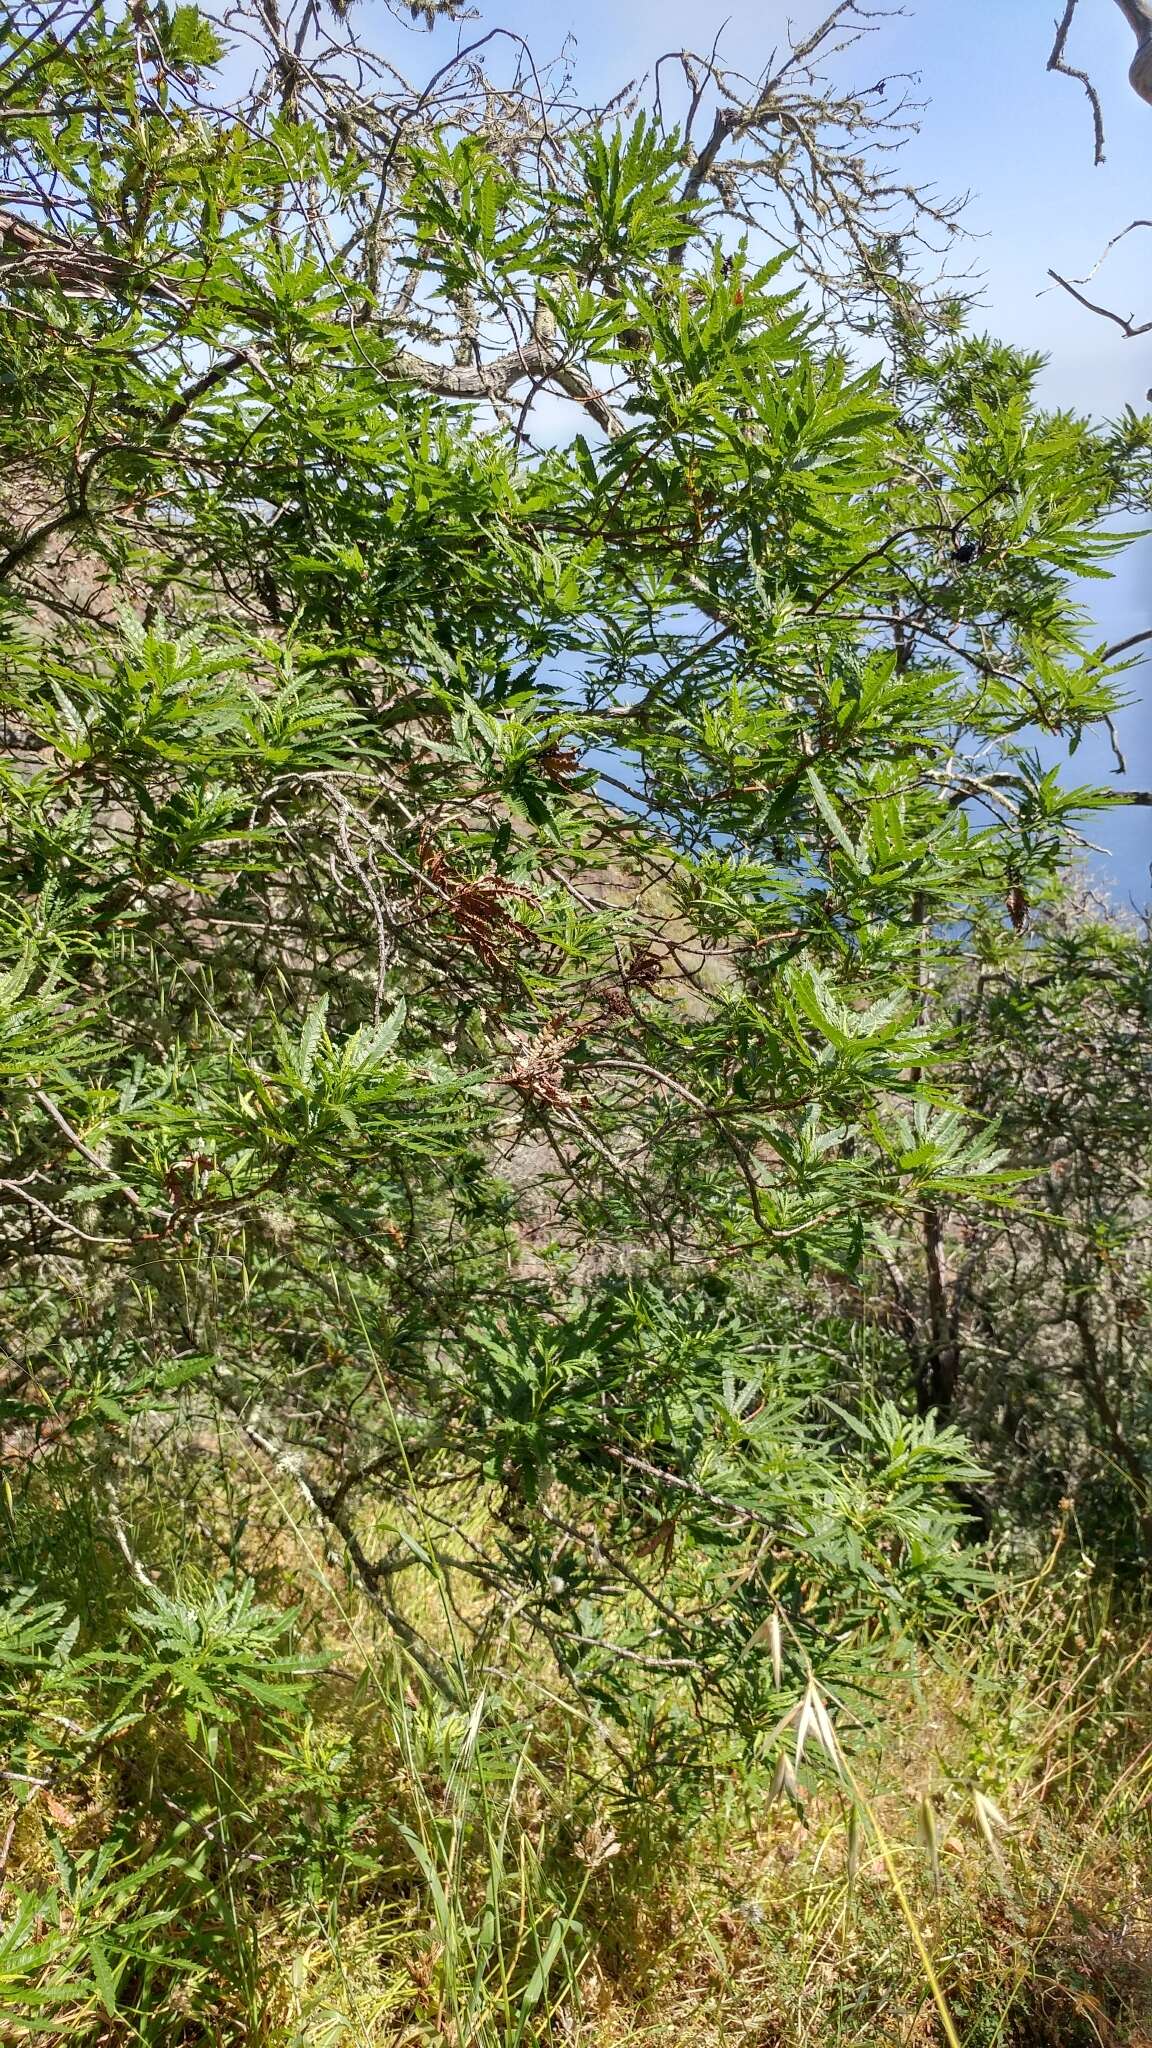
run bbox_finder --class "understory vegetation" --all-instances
[0,1,1150,2039]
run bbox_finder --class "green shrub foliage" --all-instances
[1,9,1151,2025]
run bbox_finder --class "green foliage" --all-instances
[0,0,1150,2036]
[940,898,1152,1563]
[0,1565,320,2037]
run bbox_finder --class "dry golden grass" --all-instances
[214,1559,1152,2048]
[5,1455,1151,2048]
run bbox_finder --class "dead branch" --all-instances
[1049,0,1106,162]
[1047,266,1152,337]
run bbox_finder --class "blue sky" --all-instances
[370,1,1152,894]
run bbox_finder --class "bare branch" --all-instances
[1047,266,1152,337]
[1048,0,1106,162]
[0,1178,131,1246]
[32,1087,148,1210]
[1103,627,1152,661]
[1067,217,1152,286]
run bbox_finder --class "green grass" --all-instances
[3,1463,1152,2047]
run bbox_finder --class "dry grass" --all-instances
[5,1461,1152,2048]
[227,1556,1152,2048]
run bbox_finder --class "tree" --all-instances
[0,0,1148,1761]
[1045,0,1152,346]
[860,890,1152,1559]
[1109,0,1152,102]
